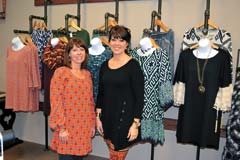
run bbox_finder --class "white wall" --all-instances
[1,0,240,159]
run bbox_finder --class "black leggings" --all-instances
[59,154,84,160]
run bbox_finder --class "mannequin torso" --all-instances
[51,37,59,48]
[193,38,218,59]
[137,37,156,56]
[89,37,105,55]
[11,36,25,51]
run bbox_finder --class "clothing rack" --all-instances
[13,0,49,34]
[93,0,119,35]
[202,0,210,35]
[196,1,211,159]
[65,0,81,34]
[150,0,162,32]
[149,1,163,160]
[13,0,50,151]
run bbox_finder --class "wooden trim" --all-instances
[35,0,132,6]
[0,12,5,19]
[163,118,226,138]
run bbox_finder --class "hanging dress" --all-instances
[6,44,41,112]
[87,48,112,104]
[130,47,173,144]
[173,48,232,149]
[222,69,240,160]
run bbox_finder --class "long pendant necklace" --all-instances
[196,51,210,93]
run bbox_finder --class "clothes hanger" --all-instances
[59,36,68,44]
[68,19,81,31]
[17,35,28,45]
[99,36,109,46]
[154,19,170,32]
[26,36,34,45]
[97,19,118,31]
[149,37,160,49]
[190,40,218,49]
[41,22,48,31]
[33,20,38,30]
[196,19,219,29]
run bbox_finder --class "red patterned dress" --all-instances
[49,66,95,156]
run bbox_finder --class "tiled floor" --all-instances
[4,141,108,160]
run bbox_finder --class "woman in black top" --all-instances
[96,25,144,160]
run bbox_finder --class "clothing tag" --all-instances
[69,32,73,38]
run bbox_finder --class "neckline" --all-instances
[69,68,86,80]
[192,48,218,59]
[107,58,132,70]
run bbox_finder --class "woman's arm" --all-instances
[48,67,66,132]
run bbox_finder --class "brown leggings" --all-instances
[109,147,128,160]
[106,140,129,160]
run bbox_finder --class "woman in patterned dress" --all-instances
[49,38,95,160]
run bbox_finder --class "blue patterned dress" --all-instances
[130,48,173,144]
[87,48,112,104]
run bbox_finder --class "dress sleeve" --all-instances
[87,71,96,128]
[49,67,67,131]
[96,61,106,110]
[130,60,144,119]
[173,51,186,106]
[214,52,233,111]
[158,49,173,110]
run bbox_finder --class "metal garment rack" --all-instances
[149,1,163,160]
[196,1,211,160]
[65,0,81,34]
[93,0,119,35]
[202,0,211,36]
[13,0,50,151]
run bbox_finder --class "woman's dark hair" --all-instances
[108,25,131,53]
[64,38,89,69]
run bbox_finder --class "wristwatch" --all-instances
[133,120,141,127]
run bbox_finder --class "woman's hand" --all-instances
[91,127,96,138]
[96,118,104,136]
[127,124,139,141]
[59,129,69,143]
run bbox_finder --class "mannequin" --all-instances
[51,37,59,48]
[89,37,105,55]
[137,37,156,56]
[11,36,25,51]
[193,38,218,59]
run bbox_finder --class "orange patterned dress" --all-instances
[49,66,95,156]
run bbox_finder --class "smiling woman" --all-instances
[34,0,131,6]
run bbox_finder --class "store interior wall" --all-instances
[0,0,239,159]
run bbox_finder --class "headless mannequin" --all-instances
[193,38,218,59]
[51,37,59,48]
[11,36,25,51]
[89,37,105,55]
[137,37,156,56]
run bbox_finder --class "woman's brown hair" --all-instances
[108,25,131,54]
[64,38,89,69]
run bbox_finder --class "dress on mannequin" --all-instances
[193,38,218,59]
[11,36,25,51]
[137,37,156,56]
[89,37,105,55]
